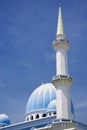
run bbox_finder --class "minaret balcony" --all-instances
[52,75,72,80]
[53,39,69,44]
[52,39,70,51]
[52,75,73,87]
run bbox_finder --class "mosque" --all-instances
[0,6,87,130]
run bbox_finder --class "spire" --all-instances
[56,6,65,37]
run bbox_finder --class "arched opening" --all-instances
[30,115,33,120]
[42,113,46,117]
[36,114,39,119]
[27,117,29,121]
[53,112,56,115]
[49,112,51,116]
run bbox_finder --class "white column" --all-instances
[56,48,68,75]
[56,82,71,119]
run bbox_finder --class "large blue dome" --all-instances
[25,83,74,117]
[25,83,56,115]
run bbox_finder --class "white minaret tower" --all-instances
[52,6,73,120]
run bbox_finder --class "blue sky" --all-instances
[0,0,87,124]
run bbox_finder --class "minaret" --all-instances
[52,6,73,120]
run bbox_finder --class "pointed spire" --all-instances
[56,6,65,37]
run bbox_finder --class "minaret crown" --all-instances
[57,6,65,36]
[56,6,65,39]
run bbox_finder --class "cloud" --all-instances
[75,101,87,109]
[44,52,55,61]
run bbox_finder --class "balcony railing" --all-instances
[53,39,69,44]
[52,75,72,81]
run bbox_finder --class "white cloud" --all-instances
[75,101,87,109]
[44,52,55,61]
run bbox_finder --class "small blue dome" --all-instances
[0,114,10,126]
[47,100,74,115]
[25,83,56,115]
[47,100,56,111]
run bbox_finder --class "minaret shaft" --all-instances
[56,47,68,75]
[56,85,71,118]
[52,6,73,120]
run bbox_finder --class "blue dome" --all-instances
[25,83,56,115]
[47,100,74,115]
[47,100,56,111]
[0,114,10,126]
[25,83,74,116]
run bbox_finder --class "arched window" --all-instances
[49,112,51,116]
[42,113,46,117]
[36,114,39,119]
[30,115,33,120]
[27,117,29,121]
[53,112,56,115]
